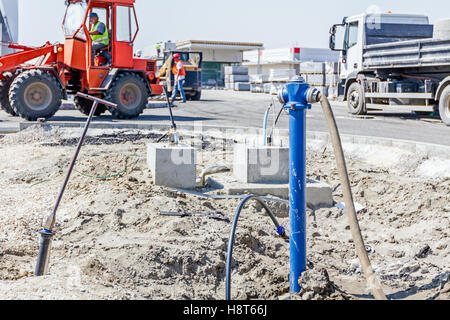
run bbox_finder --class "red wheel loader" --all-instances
[0,0,163,121]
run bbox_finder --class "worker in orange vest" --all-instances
[171,53,187,105]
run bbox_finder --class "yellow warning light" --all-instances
[387,11,392,13]
[58,47,63,52]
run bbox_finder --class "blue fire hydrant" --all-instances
[278,76,320,293]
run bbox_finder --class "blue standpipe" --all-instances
[278,76,319,293]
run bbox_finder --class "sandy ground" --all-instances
[0,126,448,300]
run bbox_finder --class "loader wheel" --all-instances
[190,91,202,101]
[0,71,19,116]
[74,95,107,117]
[9,70,63,121]
[347,82,367,115]
[439,86,450,126]
[105,73,149,119]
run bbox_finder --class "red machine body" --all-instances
[0,0,163,120]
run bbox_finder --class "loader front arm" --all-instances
[0,42,59,74]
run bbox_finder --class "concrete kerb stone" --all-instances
[305,131,450,158]
[0,125,20,134]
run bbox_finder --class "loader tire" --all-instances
[9,70,63,121]
[74,94,107,117]
[439,85,450,126]
[347,82,367,115]
[190,91,202,101]
[0,71,19,116]
[105,73,149,119]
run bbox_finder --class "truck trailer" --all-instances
[329,12,450,126]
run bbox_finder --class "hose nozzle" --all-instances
[35,229,55,276]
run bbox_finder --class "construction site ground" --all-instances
[0,126,448,300]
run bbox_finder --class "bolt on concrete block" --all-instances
[147,143,196,189]
[233,144,290,184]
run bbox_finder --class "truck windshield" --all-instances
[63,2,87,39]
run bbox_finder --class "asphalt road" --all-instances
[1,90,449,146]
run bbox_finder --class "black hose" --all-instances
[225,195,288,300]
[268,106,285,143]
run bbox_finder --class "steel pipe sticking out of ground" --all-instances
[34,93,117,276]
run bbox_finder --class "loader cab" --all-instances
[63,0,138,71]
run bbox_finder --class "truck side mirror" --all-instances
[329,31,336,50]
[329,24,346,52]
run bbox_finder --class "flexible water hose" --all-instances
[319,93,387,300]
[225,195,288,300]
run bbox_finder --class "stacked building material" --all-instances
[325,62,340,100]
[244,47,339,64]
[250,84,265,93]
[249,74,270,93]
[268,69,297,82]
[224,66,250,91]
[294,61,341,100]
[249,74,270,84]
[300,62,325,86]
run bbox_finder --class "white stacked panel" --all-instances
[224,66,249,75]
[250,84,265,93]
[324,61,340,100]
[244,47,339,64]
[249,74,270,84]
[269,69,296,82]
[234,82,251,91]
[224,66,250,91]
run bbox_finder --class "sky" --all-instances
[17,0,450,51]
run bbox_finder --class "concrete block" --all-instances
[234,82,251,91]
[147,143,196,189]
[229,75,250,83]
[325,61,339,74]
[225,179,334,207]
[325,74,340,85]
[234,144,290,183]
[305,74,325,85]
[305,179,334,207]
[251,83,264,93]
[300,62,325,74]
[225,66,248,75]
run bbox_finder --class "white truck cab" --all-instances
[328,12,450,126]
[330,13,430,80]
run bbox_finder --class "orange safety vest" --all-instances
[172,60,186,77]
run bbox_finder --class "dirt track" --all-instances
[0,126,448,300]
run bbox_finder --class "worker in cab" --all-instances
[88,12,110,64]
[171,53,187,105]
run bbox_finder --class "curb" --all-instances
[306,131,450,159]
[0,125,20,134]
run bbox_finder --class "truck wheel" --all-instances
[0,72,19,116]
[439,86,450,126]
[74,95,107,117]
[9,70,63,121]
[347,82,367,115]
[190,91,202,101]
[105,73,149,119]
